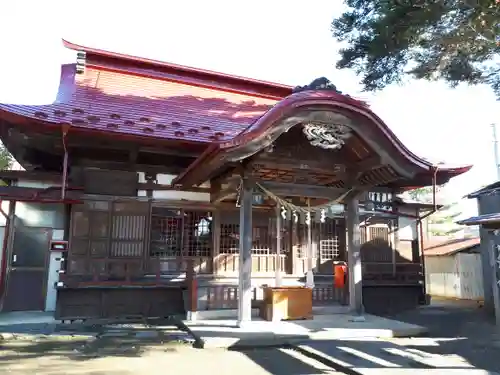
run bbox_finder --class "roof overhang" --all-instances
[173,90,472,187]
[458,213,500,227]
[465,181,500,199]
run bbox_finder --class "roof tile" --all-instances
[0,64,278,143]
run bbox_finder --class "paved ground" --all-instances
[1,300,499,375]
[384,298,500,373]
[0,336,342,374]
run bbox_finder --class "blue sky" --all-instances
[1,0,499,217]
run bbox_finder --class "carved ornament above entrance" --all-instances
[302,123,351,150]
[292,77,344,94]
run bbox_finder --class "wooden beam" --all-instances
[137,182,209,193]
[258,181,347,199]
[210,178,239,204]
[66,138,202,158]
[75,159,185,174]
[252,155,344,175]
[0,170,62,182]
[0,186,83,202]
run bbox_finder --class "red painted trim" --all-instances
[86,63,286,101]
[63,40,293,96]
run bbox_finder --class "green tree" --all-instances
[406,185,443,202]
[427,202,463,236]
[331,0,500,97]
[0,143,13,171]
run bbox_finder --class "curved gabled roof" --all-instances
[173,89,472,187]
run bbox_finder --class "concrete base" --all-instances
[193,305,349,321]
[182,313,427,349]
[0,311,55,326]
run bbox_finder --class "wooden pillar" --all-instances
[212,210,221,275]
[275,203,282,287]
[305,211,315,288]
[186,259,198,321]
[346,196,364,315]
[238,177,253,326]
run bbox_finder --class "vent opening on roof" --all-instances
[201,126,211,131]
[87,115,100,123]
[72,108,85,114]
[107,123,119,129]
[188,128,199,134]
[34,111,48,119]
[139,117,150,123]
[171,121,181,127]
[110,114,121,120]
[143,127,154,133]
[72,119,86,125]
[54,110,67,117]
[156,124,166,130]
[174,131,185,137]
[124,120,135,126]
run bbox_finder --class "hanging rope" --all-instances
[255,181,353,214]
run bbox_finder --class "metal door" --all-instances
[2,226,51,311]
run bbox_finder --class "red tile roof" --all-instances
[0,63,279,143]
[424,237,480,257]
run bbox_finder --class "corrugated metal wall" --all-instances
[425,253,484,300]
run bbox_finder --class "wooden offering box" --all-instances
[261,286,313,321]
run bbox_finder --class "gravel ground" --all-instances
[384,298,500,373]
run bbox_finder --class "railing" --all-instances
[363,262,423,284]
[214,254,286,274]
[198,283,346,310]
[152,256,212,274]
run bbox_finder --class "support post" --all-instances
[238,177,253,326]
[275,204,282,287]
[305,216,315,288]
[488,233,500,326]
[186,259,198,322]
[346,196,364,316]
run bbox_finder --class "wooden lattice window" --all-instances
[149,208,212,257]
[361,223,393,262]
[219,223,276,255]
[68,201,148,277]
[318,218,345,261]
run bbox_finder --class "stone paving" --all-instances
[384,298,500,374]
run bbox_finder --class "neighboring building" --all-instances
[424,237,483,301]
[459,182,500,321]
[0,40,472,320]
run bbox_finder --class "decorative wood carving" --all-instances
[302,123,351,150]
[264,126,350,166]
[292,77,344,94]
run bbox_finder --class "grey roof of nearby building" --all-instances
[466,181,500,199]
[424,237,480,257]
[457,213,500,226]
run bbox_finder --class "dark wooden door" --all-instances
[2,226,51,311]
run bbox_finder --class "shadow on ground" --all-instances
[384,299,500,373]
